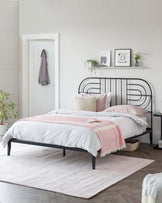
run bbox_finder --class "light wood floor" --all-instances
[0,143,161,203]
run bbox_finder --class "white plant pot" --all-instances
[0,123,8,136]
[87,62,92,68]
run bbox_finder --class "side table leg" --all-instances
[150,132,153,145]
[161,117,162,140]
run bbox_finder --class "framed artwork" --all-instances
[99,50,111,67]
[114,49,131,67]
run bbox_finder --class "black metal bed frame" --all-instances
[7,77,153,170]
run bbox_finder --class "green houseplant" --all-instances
[86,59,108,68]
[0,90,17,136]
[134,53,141,67]
[86,59,99,68]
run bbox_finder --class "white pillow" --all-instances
[105,92,112,109]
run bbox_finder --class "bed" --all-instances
[2,77,153,169]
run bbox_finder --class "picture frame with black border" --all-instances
[114,49,131,67]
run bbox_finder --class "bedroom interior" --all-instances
[0,0,162,203]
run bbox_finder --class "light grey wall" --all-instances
[0,0,19,123]
[19,0,162,143]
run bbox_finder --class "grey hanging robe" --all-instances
[38,49,50,86]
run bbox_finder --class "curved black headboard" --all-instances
[78,77,153,128]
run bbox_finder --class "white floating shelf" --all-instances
[88,66,147,69]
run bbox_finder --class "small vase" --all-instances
[135,60,139,67]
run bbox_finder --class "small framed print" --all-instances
[99,50,111,67]
[114,49,131,67]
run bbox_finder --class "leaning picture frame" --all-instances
[99,50,111,67]
[114,49,131,67]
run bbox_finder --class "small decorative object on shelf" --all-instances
[134,52,141,67]
[99,50,111,67]
[114,49,131,67]
[86,59,98,68]
[0,90,18,136]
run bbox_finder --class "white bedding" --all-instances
[2,109,148,157]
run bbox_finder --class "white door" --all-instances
[28,40,55,116]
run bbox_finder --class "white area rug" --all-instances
[0,143,154,199]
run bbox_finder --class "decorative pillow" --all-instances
[79,93,111,112]
[105,105,147,117]
[74,96,96,111]
[95,94,107,112]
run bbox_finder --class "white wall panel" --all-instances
[0,2,18,31]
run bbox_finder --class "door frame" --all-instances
[22,33,60,117]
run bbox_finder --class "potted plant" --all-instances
[134,52,141,67]
[0,90,17,136]
[86,59,99,68]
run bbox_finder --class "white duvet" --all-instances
[2,109,148,157]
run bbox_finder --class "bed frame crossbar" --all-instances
[7,138,96,170]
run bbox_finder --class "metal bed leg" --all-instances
[92,155,96,170]
[150,132,153,145]
[7,140,11,156]
[63,149,66,157]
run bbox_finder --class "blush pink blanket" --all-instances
[21,114,126,157]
